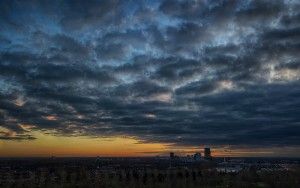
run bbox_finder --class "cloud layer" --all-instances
[0,0,299,149]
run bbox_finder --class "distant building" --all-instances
[170,152,175,159]
[95,156,102,168]
[204,148,212,159]
[194,152,201,161]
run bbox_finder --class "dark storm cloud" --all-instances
[0,0,299,152]
[263,27,300,42]
[235,0,284,22]
[60,0,123,30]
[150,57,203,83]
[159,0,238,22]
[280,13,300,28]
[0,52,116,84]
[0,134,36,140]
[96,43,127,61]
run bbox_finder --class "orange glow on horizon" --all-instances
[1,131,299,157]
[0,131,168,157]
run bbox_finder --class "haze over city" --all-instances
[0,0,300,158]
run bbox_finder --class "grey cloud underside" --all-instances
[0,0,299,148]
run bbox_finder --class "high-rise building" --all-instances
[170,152,175,159]
[204,147,211,159]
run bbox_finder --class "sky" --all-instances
[0,0,300,157]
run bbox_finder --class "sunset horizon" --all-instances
[1,0,300,159]
[1,1,300,187]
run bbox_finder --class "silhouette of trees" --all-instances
[1,164,300,188]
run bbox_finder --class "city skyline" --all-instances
[1,0,300,157]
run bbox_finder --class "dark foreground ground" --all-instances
[0,157,299,188]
